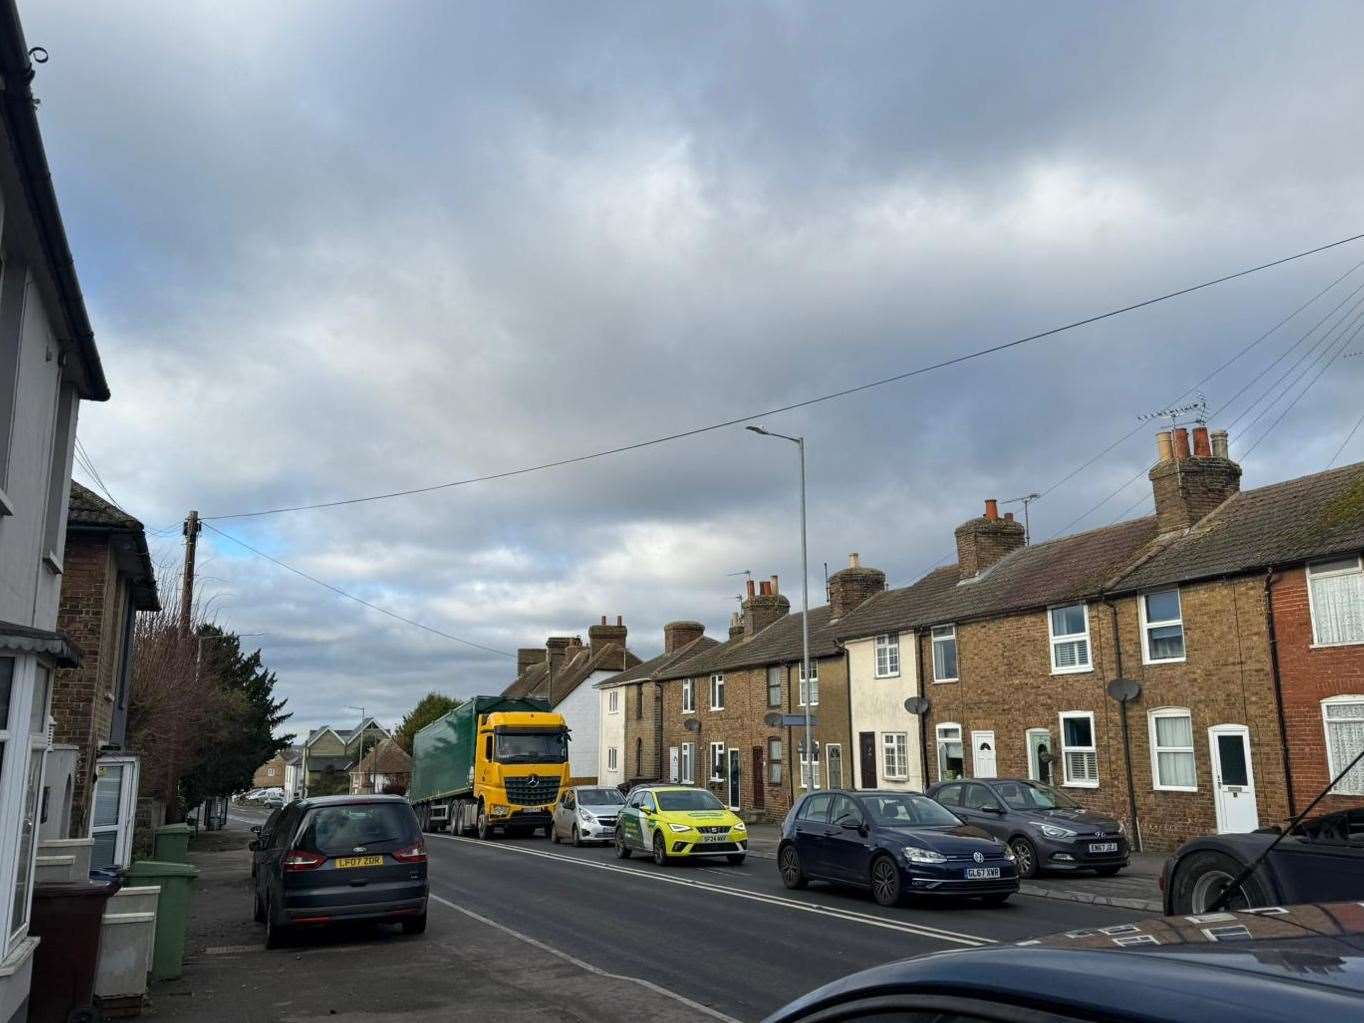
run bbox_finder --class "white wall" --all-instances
[558,671,611,781]
[597,686,625,787]
[847,631,924,790]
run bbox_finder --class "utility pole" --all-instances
[180,510,201,634]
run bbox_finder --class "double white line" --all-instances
[431,833,994,948]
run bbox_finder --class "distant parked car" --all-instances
[551,785,626,846]
[1162,807,1364,914]
[251,794,428,948]
[615,785,748,864]
[928,777,1128,879]
[262,792,286,809]
[777,790,1017,907]
[763,902,1364,1022]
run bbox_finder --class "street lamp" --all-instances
[746,425,814,791]
[347,705,372,793]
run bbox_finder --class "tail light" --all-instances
[392,841,427,864]
[283,850,327,872]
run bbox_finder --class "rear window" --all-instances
[294,803,419,856]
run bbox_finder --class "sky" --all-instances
[26,1,1364,737]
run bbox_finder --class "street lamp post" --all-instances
[347,705,370,793]
[746,426,813,791]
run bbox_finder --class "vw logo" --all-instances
[972,851,984,863]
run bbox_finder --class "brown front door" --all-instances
[752,746,765,809]
[859,732,877,788]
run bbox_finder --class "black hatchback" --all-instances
[777,790,1018,907]
[251,794,428,948]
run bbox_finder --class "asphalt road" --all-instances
[226,805,1148,1020]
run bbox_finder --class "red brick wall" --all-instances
[1272,565,1364,813]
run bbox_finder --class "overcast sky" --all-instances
[28,1,1364,737]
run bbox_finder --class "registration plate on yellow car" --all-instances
[699,834,729,844]
[335,855,384,868]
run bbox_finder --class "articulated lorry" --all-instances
[409,696,571,839]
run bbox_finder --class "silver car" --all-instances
[550,786,627,846]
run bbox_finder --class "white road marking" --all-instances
[430,833,993,947]
[428,894,742,1023]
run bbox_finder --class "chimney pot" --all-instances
[601,615,607,625]
[848,553,860,568]
[1003,511,1014,521]
[616,615,622,627]
[770,575,779,595]
[1173,427,1191,461]
[1211,429,1230,459]
[759,580,771,596]
[745,579,756,598]
[1155,430,1174,463]
[955,504,1025,579]
[1192,425,1211,458]
[984,498,999,520]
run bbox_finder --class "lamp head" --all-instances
[746,425,770,436]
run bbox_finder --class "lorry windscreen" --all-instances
[494,731,568,764]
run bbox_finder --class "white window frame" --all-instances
[798,661,819,707]
[607,690,620,714]
[1059,711,1099,788]
[1148,707,1197,792]
[681,678,695,714]
[668,746,680,783]
[935,722,963,782]
[768,737,783,785]
[1322,695,1364,795]
[798,737,821,790]
[607,747,618,771]
[1139,589,1186,665]
[874,634,901,678]
[766,665,782,708]
[882,732,909,781]
[1048,603,1093,675]
[931,625,958,682]
[1307,557,1364,648]
[710,673,725,711]
[709,742,726,783]
[680,742,695,785]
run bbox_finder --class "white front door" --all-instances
[1209,725,1258,834]
[91,755,140,868]
[1025,729,1052,784]
[727,748,741,810]
[971,731,997,779]
[826,744,843,790]
[668,746,680,784]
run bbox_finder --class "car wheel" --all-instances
[572,826,582,848]
[979,892,1011,906]
[550,822,560,844]
[870,854,903,907]
[1010,837,1039,879]
[1170,850,1269,914]
[263,896,287,950]
[615,831,632,859]
[1095,865,1123,877]
[476,807,492,840]
[401,912,427,935]
[652,833,670,866]
[253,886,265,923]
[726,853,746,866]
[779,844,808,889]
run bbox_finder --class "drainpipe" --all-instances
[844,645,854,788]
[915,630,930,789]
[1106,598,1144,852]
[1264,567,1297,818]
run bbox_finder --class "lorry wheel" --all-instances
[477,809,492,840]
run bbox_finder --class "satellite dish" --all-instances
[1106,678,1142,703]
[683,718,701,733]
[763,712,783,728]
[904,697,931,715]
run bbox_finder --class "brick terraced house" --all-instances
[594,621,716,788]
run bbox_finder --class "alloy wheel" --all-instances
[871,857,900,906]
[779,846,806,889]
[653,834,668,865]
[1010,838,1037,878]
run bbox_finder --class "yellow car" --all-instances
[615,786,748,865]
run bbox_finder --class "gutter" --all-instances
[1263,567,1296,818]
[0,1,109,401]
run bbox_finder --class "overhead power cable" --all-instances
[1328,411,1364,468]
[203,232,1364,522]
[201,522,515,657]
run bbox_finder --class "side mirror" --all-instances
[250,825,262,834]
[840,819,863,831]
[983,805,1005,814]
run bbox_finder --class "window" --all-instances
[1308,558,1364,647]
[681,678,695,714]
[798,737,821,789]
[1149,708,1196,791]
[607,747,618,771]
[680,742,694,784]
[709,742,726,782]
[963,784,1001,811]
[607,690,620,714]
[933,783,962,806]
[635,737,643,773]
[635,683,643,719]
[1048,604,1092,673]
[1323,697,1364,795]
[798,792,832,822]
[935,723,964,781]
[874,634,900,678]
[1141,590,1186,663]
[1060,712,1098,787]
[798,661,819,707]
[882,732,908,780]
[830,795,863,828]
[710,674,725,711]
[931,625,958,682]
[768,738,783,785]
[767,666,782,708]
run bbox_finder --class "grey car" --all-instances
[550,786,626,846]
[928,778,1128,879]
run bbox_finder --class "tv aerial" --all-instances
[1138,392,1207,430]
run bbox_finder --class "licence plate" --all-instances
[700,834,729,844]
[1089,842,1118,854]
[335,855,384,868]
[965,867,1001,879]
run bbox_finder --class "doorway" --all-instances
[1026,729,1053,785]
[858,732,877,788]
[727,748,741,810]
[91,755,141,869]
[971,731,997,779]
[1209,725,1258,833]
[827,744,843,790]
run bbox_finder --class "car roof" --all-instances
[296,794,412,809]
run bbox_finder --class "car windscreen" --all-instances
[576,788,625,806]
[494,730,568,764]
[294,803,419,855]
[995,780,1080,810]
[657,789,725,812]
[864,794,961,827]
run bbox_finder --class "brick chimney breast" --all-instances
[954,501,1026,580]
[588,616,628,656]
[828,552,887,619]
[742,573,791,639]
[1148,427,1242,534]
[664,620,705,654]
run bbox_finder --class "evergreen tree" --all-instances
[395,692,460,753]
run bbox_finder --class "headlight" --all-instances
[668,823,692,834]
[490,805,510,817]
[1032,822,1076,840]
[578,809,595,823]
[732,820,747,832]
[903,846,947,864]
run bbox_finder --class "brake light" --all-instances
[392,841,427,864]
[283,850,327,871]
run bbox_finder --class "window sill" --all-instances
[874,672,901,680]
[1310,641,1364,650]
[1142,656,1187,666]
[1153,784,1198,793]
[1050,666,1093,676]
[1062,780,1100,789]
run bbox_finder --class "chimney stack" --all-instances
[828,552,887,619]
[588,615,628,659]
[664,621,705,654]
[742,571,790,639]
[1148,424,1242,534]
[545,635,573,673]
[517,648,546,676]
[954,500,1026,580]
